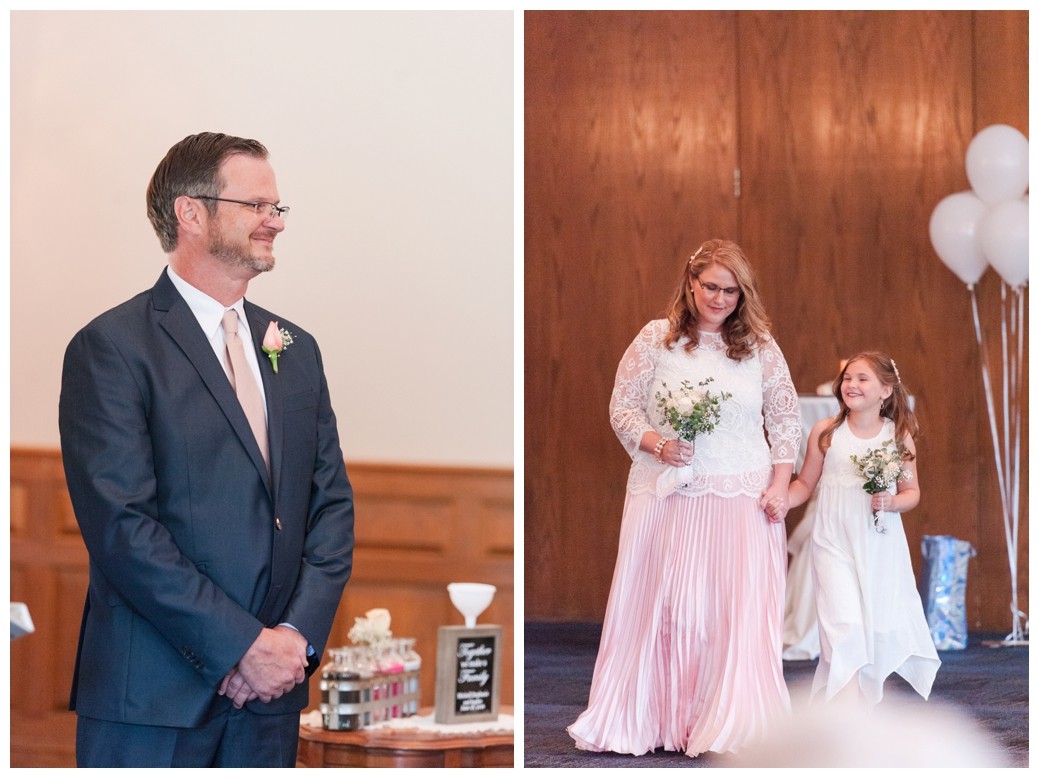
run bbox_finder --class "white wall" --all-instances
[10,10,515,468]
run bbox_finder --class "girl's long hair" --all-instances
[663,239,772,361]
[818,351,919,457]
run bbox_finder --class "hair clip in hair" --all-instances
[689,245,706,265]
[891,359,901,384]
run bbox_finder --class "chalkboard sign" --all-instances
[434,625,502,724]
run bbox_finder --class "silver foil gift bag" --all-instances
[919,535,976,650]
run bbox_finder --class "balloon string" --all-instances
[1012,288,1023,536]
[1000,285,1010,512]
[971,287,1009,514]
[1003,286,1024,641]
[1009,288,1025,640]
[973,284,1026,643]
[1002,286,1017,640]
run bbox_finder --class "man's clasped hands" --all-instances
[218,625,309,708]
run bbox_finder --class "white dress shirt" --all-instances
[166,266,268,419]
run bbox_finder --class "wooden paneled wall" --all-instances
[525,10,1027,631]
[10,447,513,768]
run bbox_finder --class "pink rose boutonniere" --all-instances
[262,321,294,373]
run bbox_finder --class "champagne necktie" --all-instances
[222,310,269,469]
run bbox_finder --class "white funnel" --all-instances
[447,582,496,628]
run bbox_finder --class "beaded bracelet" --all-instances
[652,437,668,463]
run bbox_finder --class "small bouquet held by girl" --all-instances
[653,377,731,497]
[850,439,914,533]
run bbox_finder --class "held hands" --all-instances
[219,625,309,708]
[759,486,789,524]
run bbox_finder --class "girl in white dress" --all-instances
[787,352,940,707]
[568,240,800,757]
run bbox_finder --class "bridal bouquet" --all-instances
[652,378,731,498]
[850,440,913,534]
[655,377,732,442]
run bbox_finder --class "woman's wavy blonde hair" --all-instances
[663,238,772,361]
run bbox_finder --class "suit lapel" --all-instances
[151,272,272,492]
[246,303,283,499]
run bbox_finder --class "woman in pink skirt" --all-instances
[568,239,800,758]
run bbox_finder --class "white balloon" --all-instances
[966,124,1029,205]
[978,198,1029,287]
[929,190,990,285]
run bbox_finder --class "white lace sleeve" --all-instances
[759,336,801,464]
[609,321,663,458]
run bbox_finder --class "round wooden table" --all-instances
[297,707,514,768]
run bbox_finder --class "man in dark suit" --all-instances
[58,132,355,767]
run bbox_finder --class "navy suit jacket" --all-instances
[59,269,354,727]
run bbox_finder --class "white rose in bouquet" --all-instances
[348,607,393,647]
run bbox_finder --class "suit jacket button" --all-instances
[275,517,283,530]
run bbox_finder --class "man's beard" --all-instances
[209,229,276,274]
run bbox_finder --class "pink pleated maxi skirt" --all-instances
[568,490,790,757]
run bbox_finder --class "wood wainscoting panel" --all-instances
[317,463,515,718]
[10,448,88,767]
[9,447,514,768]
[10,481,29,536]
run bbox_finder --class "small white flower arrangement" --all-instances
[348,608,393,648]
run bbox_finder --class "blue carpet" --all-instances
[523,622,1028,768]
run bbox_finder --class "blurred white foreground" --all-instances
[722,682,1007,768]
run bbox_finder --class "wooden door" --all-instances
[525,10,740,619]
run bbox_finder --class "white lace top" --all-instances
[610,319,801,498]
